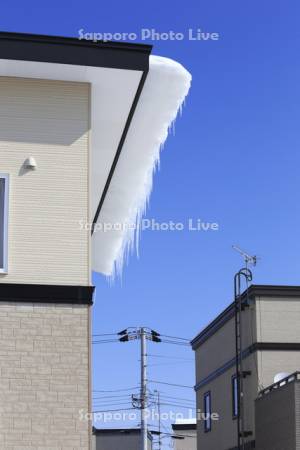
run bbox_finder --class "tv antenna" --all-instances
[232,246,258,450]
[232,245,257,269]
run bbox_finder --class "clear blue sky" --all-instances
[2,0,300,446]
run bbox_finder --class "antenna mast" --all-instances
[232,246,257,450]
[232,245,257,269]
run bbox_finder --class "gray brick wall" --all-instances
[0,302,91,450]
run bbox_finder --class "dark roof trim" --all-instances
[191,285,300,349]
[194,342,300,391]
[0,31,152,70]
[0,283,94,305]
[93,428,141,434]
[172,424,197,430]
[93,427,153,440]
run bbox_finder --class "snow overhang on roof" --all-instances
[0,32,191,277]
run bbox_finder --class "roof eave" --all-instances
[191,284,300,350]
[0,31,152,71]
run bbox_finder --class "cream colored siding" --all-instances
[256,296,300,343]
[0,301,90,450]
[0,77,90,285]
[257,350,300,388]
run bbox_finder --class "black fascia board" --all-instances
[0,31,152,71]
[0,283,95,305]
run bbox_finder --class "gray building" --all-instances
[93,428,152,450]
[255,371,300,450]
[172,421,197,450]
[191,285,300,450]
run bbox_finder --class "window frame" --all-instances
[232,374,239,419]
[203,390,212,433]
[0,174,9,274]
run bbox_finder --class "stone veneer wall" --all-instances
[0,301,90,450]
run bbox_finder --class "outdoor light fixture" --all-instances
[24,157,37,170]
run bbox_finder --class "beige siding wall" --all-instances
[257,350,300,388]
[0,76,90,286]
[256,296,300,343]
[0,301,90,450]
[196,356,258,450]
[256,295,300,387]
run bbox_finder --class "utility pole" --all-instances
[119,327,162,450]
[232,246,257,450]
[157,391,161,450]
[154,390,161,450]
[140,327,148,450]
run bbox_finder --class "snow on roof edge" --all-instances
[92,55,192,277]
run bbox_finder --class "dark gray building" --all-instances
[255,372,300,450]
[92,428,152,450]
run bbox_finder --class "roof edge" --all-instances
[0,30,152,71]
[191,284,300,349]
[172,424,197,430]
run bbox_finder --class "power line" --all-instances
[93,407,136,413]
[93,394,135,400]
[148,380,194,389]
[93,402,134,408]
[160,402,196,410]
[147,361,193,367]
[159,334,191,342]
[160,339,190,347]
[92,333,118,337]
[158,395,195,403]
[93,386,139,393]
[147,354,194,361]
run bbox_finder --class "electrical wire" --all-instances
[147,361,193,367]
[158,394,195,403]
[159,334,191,342]
[93,402,134,408]
[93,407,136,413]
[92,333,119,337]
[93,386,139,393]
[147,354,194,361]
[93,394,135,400]
[160,402,196,409]
[160,339,191,347]
[148,380,194,389]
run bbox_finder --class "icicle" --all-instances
[92,55,192,277]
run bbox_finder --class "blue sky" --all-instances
[2,0,300,446]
